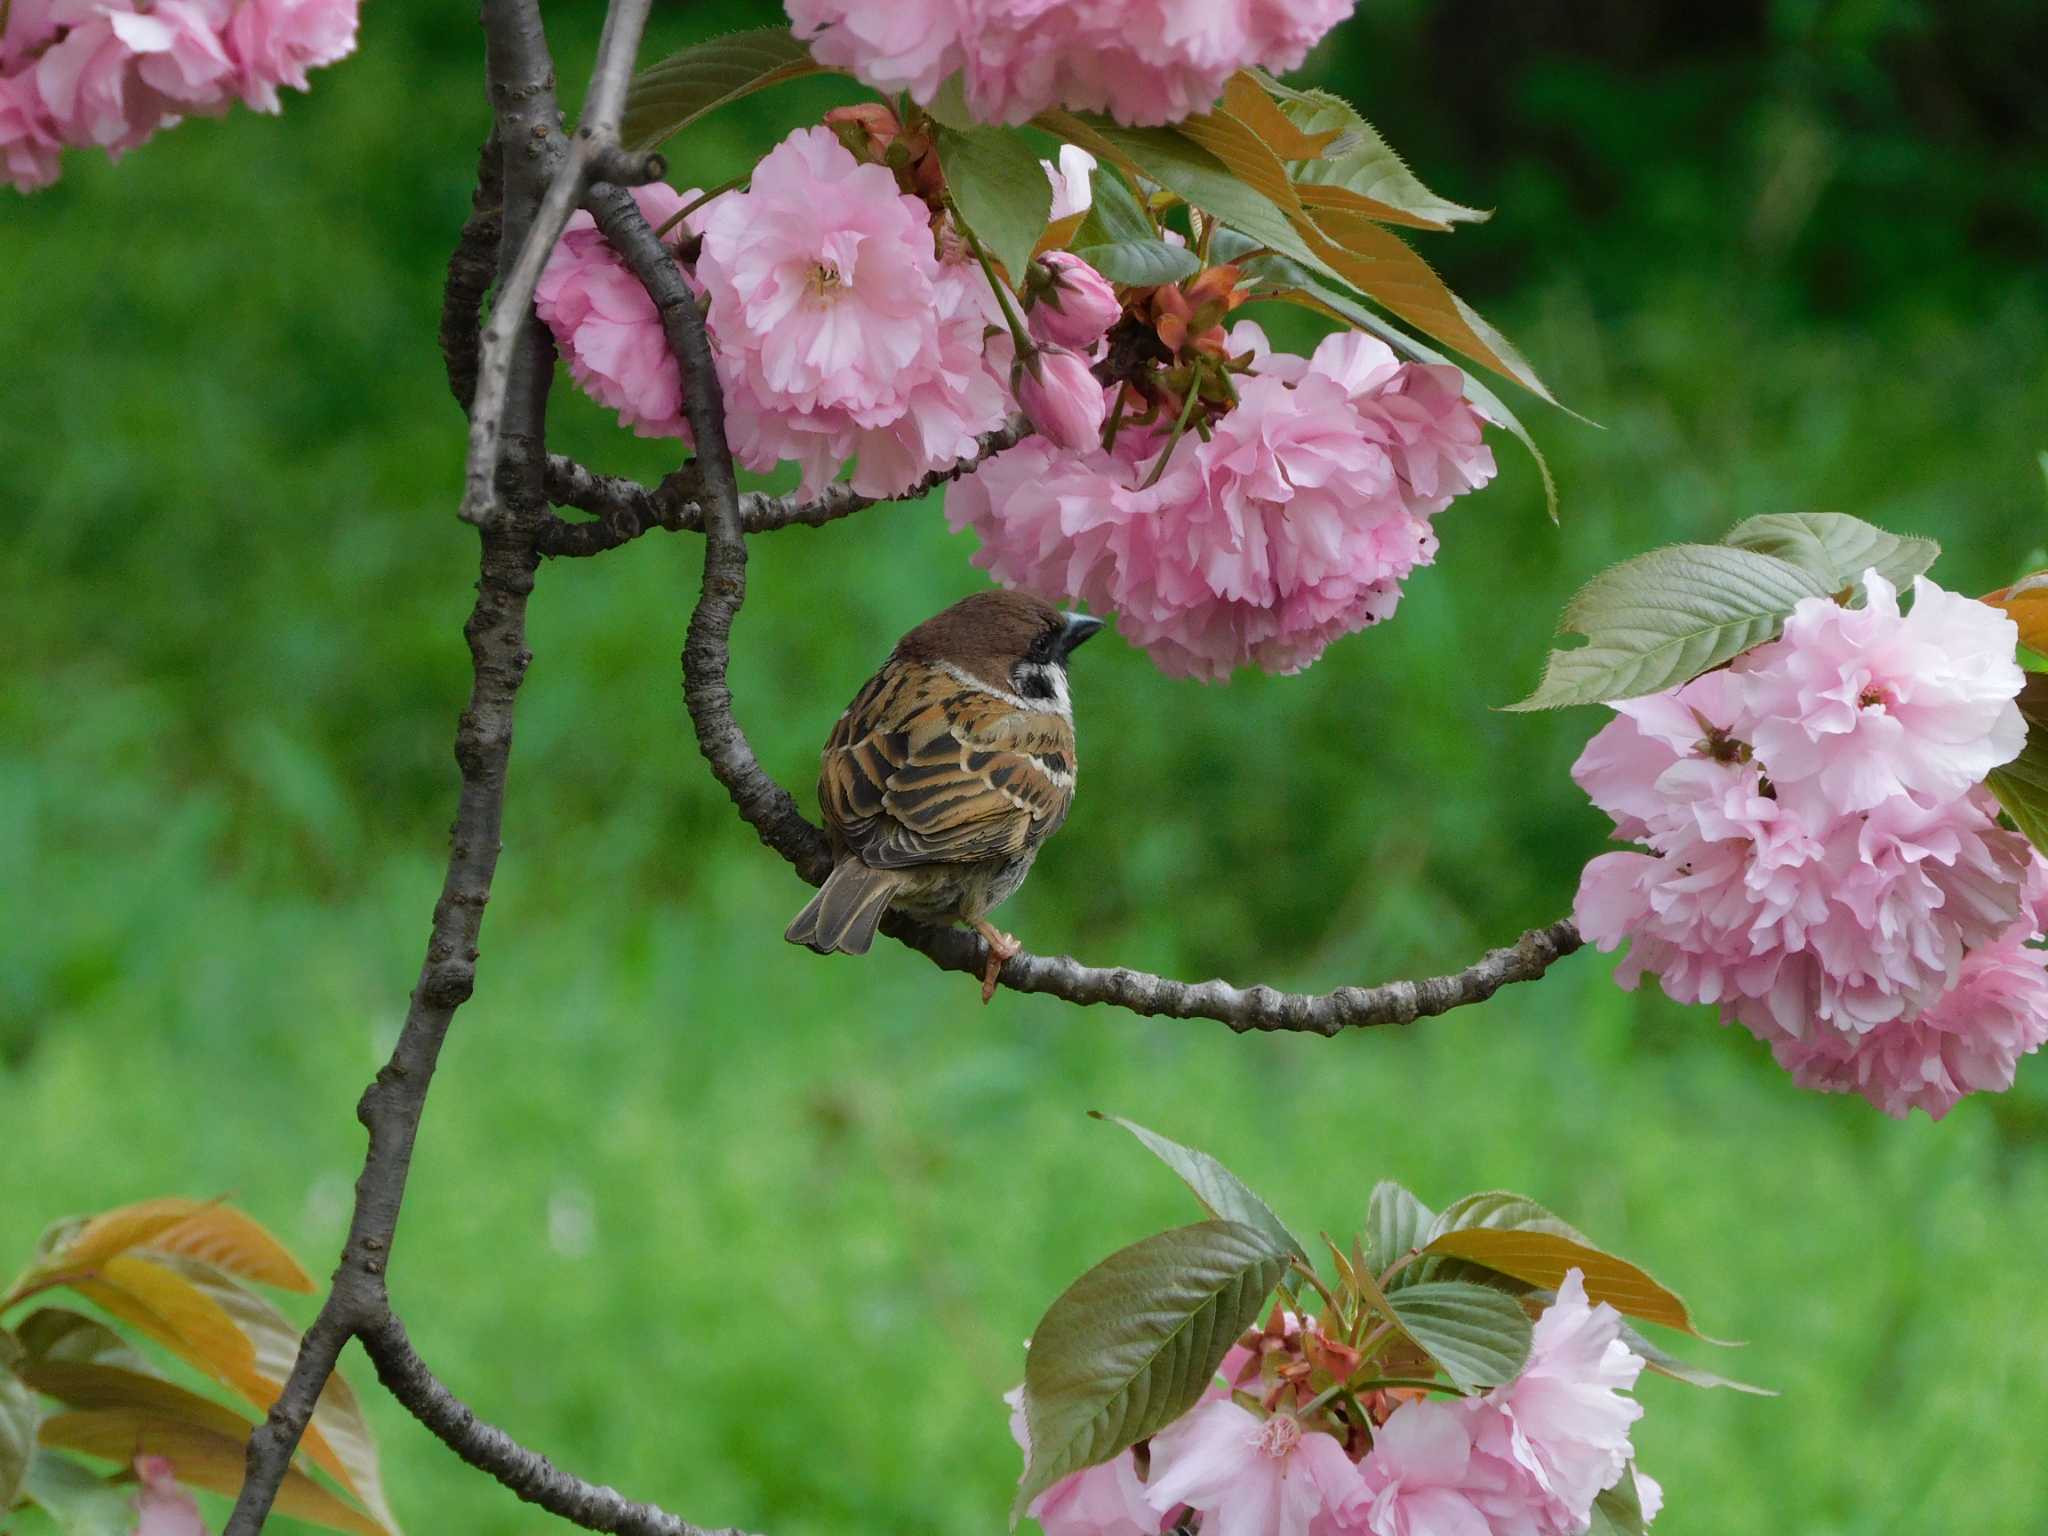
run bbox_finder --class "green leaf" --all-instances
[1016,1221,1288,1521]
[1586,1467,1649,1536]
[13,1310,151,1374]
[621,28,824,153]
[1072,161,1153,249]
[1385,1280,1533,1391]
[935,122,1054,283]
[1255,75,1490,231]
[1,1366,39,1508]
[19,1452,133,1536]
[1094,1115,1306,1261]
[1988,674,2048,855]
[1722,513,1939,597]
[1069,239,1199,286]
[1364,1181,1434,1279]
[1508,544,1830,710]
[1428,1191,1592,1243]
[1618,1322,1776,1395]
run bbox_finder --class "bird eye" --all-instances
[1030,629,1057,662]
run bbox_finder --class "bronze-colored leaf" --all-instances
[13,1310,151,1373]
[1986,572,2048,655]
[24,1198,313,1294]
[1218,73,1339,161]
[17,1361,254,1442]
[39,1411,385,1536]
[1420,1228,1724,1339]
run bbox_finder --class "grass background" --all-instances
[4,1,2048,1531]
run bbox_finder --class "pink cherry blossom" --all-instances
[695,127,1009,495]
[1016,346,1109,451]
[534,181,702,441]
[110,1,235,111]
[1045,143,1096,222]
[1006,1387,1168,1536]
[1739,570,2025,816]
[224,0,360,113]
[1029,252,1120,351]
[1473,1270,1645,1530]
[33,6,171,152]
[1144,1400,1364,1536]
[133,1456,208,1536]
[785,0,1357,127]
[0,65,63,189]
[1353,1399,1544,1536]
[950,323,1495,679]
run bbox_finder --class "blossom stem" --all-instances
[1140,363,1205,489]
[654,174,748,238]
[1101,384,1129,451]
[951,204,1035,358]
[1289,1257,1338,1313]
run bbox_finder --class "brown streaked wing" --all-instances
[818,662,1076,870]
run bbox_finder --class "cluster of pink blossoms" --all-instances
[1014,1272,1656,1536]
[786,0,1355,126]
[2,0,358,192]
[1573,570,2047,1119]
[951,322,1496,680]
[536,126,1010,499]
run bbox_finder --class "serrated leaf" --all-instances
[1258,77,1489,231]
[1509,544,1830,710]
[1586,1467,1648,1536]
[1364,1182,1434,1280]
[1988,674,2048,855]
[1016,1221,1287,1521]
[70,1253,396,1534]
[1,1366,39,1507]
[19,1451,135,1536]
[935,122,1054,283]
[1385,1281,1533,1391]
[39,1412,385,1536]
[1219,73,1339,161]
[1428,1191,1593,1244]
[1252,278,1560,519]
[13,1311,150,1374]
[1617,1322,1775,1395]
[1722,513,1939,597]
[1068,238,1199,286]
[621,27,824,153]
[1422,1230,1714,1338]
[1094,1116,1305,1261]
[1072,161,1153,249]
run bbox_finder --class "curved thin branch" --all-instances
[536,420,1030,557]
[579,189,1586,1033]
[359,1314,754,1536]
[441,136,503,414]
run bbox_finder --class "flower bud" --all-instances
[1015,346,1108,452]
[1026,252,1120,350]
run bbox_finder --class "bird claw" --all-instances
[973,922,1022,1004]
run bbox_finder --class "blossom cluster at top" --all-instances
[786,0,1357,126]
[1,0,358,192]
[1573,570,2046,1118]
[1014,1270,1656,1536]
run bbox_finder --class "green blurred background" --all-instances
[5,1,2047,1531]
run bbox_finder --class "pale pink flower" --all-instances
[1144,1400,1364,1536]
[698,127,1007,495]
[3,0,70,70]
[1739,571,2025,816]
[1029,252,1120,350]
[34,6,171,152]
[224,0,359,113]
[950,323,1494,679]
[0,64,63,189]
[785,0,1356,126]
[1473,1271,1644,1530]
[1635,1470,1664,1524]
[133,1456,208,1536]
[1045,143,1096,221]
[1006,1388,1168,1536]
[1016,346,1109,451]
[534,181,701,441]
[1354,1399,1543,1536]
[110,1,236,110]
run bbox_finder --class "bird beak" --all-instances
[1057,611,1106,659]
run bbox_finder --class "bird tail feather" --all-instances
[785,863,903,955]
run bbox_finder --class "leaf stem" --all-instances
[654,174,748,239]
[951,202,1035,358]
[1140,364,1204,489]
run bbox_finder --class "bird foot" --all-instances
[973,921,1022,1004]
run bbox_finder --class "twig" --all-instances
[588,173,1586,1031]
[441,136,503,414]
[535,420,1029,556]
[358,1314,753,1536]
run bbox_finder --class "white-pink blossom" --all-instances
[1740,570,2025,816]
[1016,346,1109,451]
[224,0,360,113]
[534,181,701,441]
[1144,1400,1364,1536]
[950,324,1495,679]
[1353,1399,1543,1536]
[0,64,63,189]
[1044,143,1096,222]
[1029,252,1120,351]
[1007,1387,1168,1536]
[696,126,1008,496]
[785,0,1357,126]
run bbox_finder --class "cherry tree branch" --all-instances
[576,191,1588,1032]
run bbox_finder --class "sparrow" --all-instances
[785,590,1105,1001]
